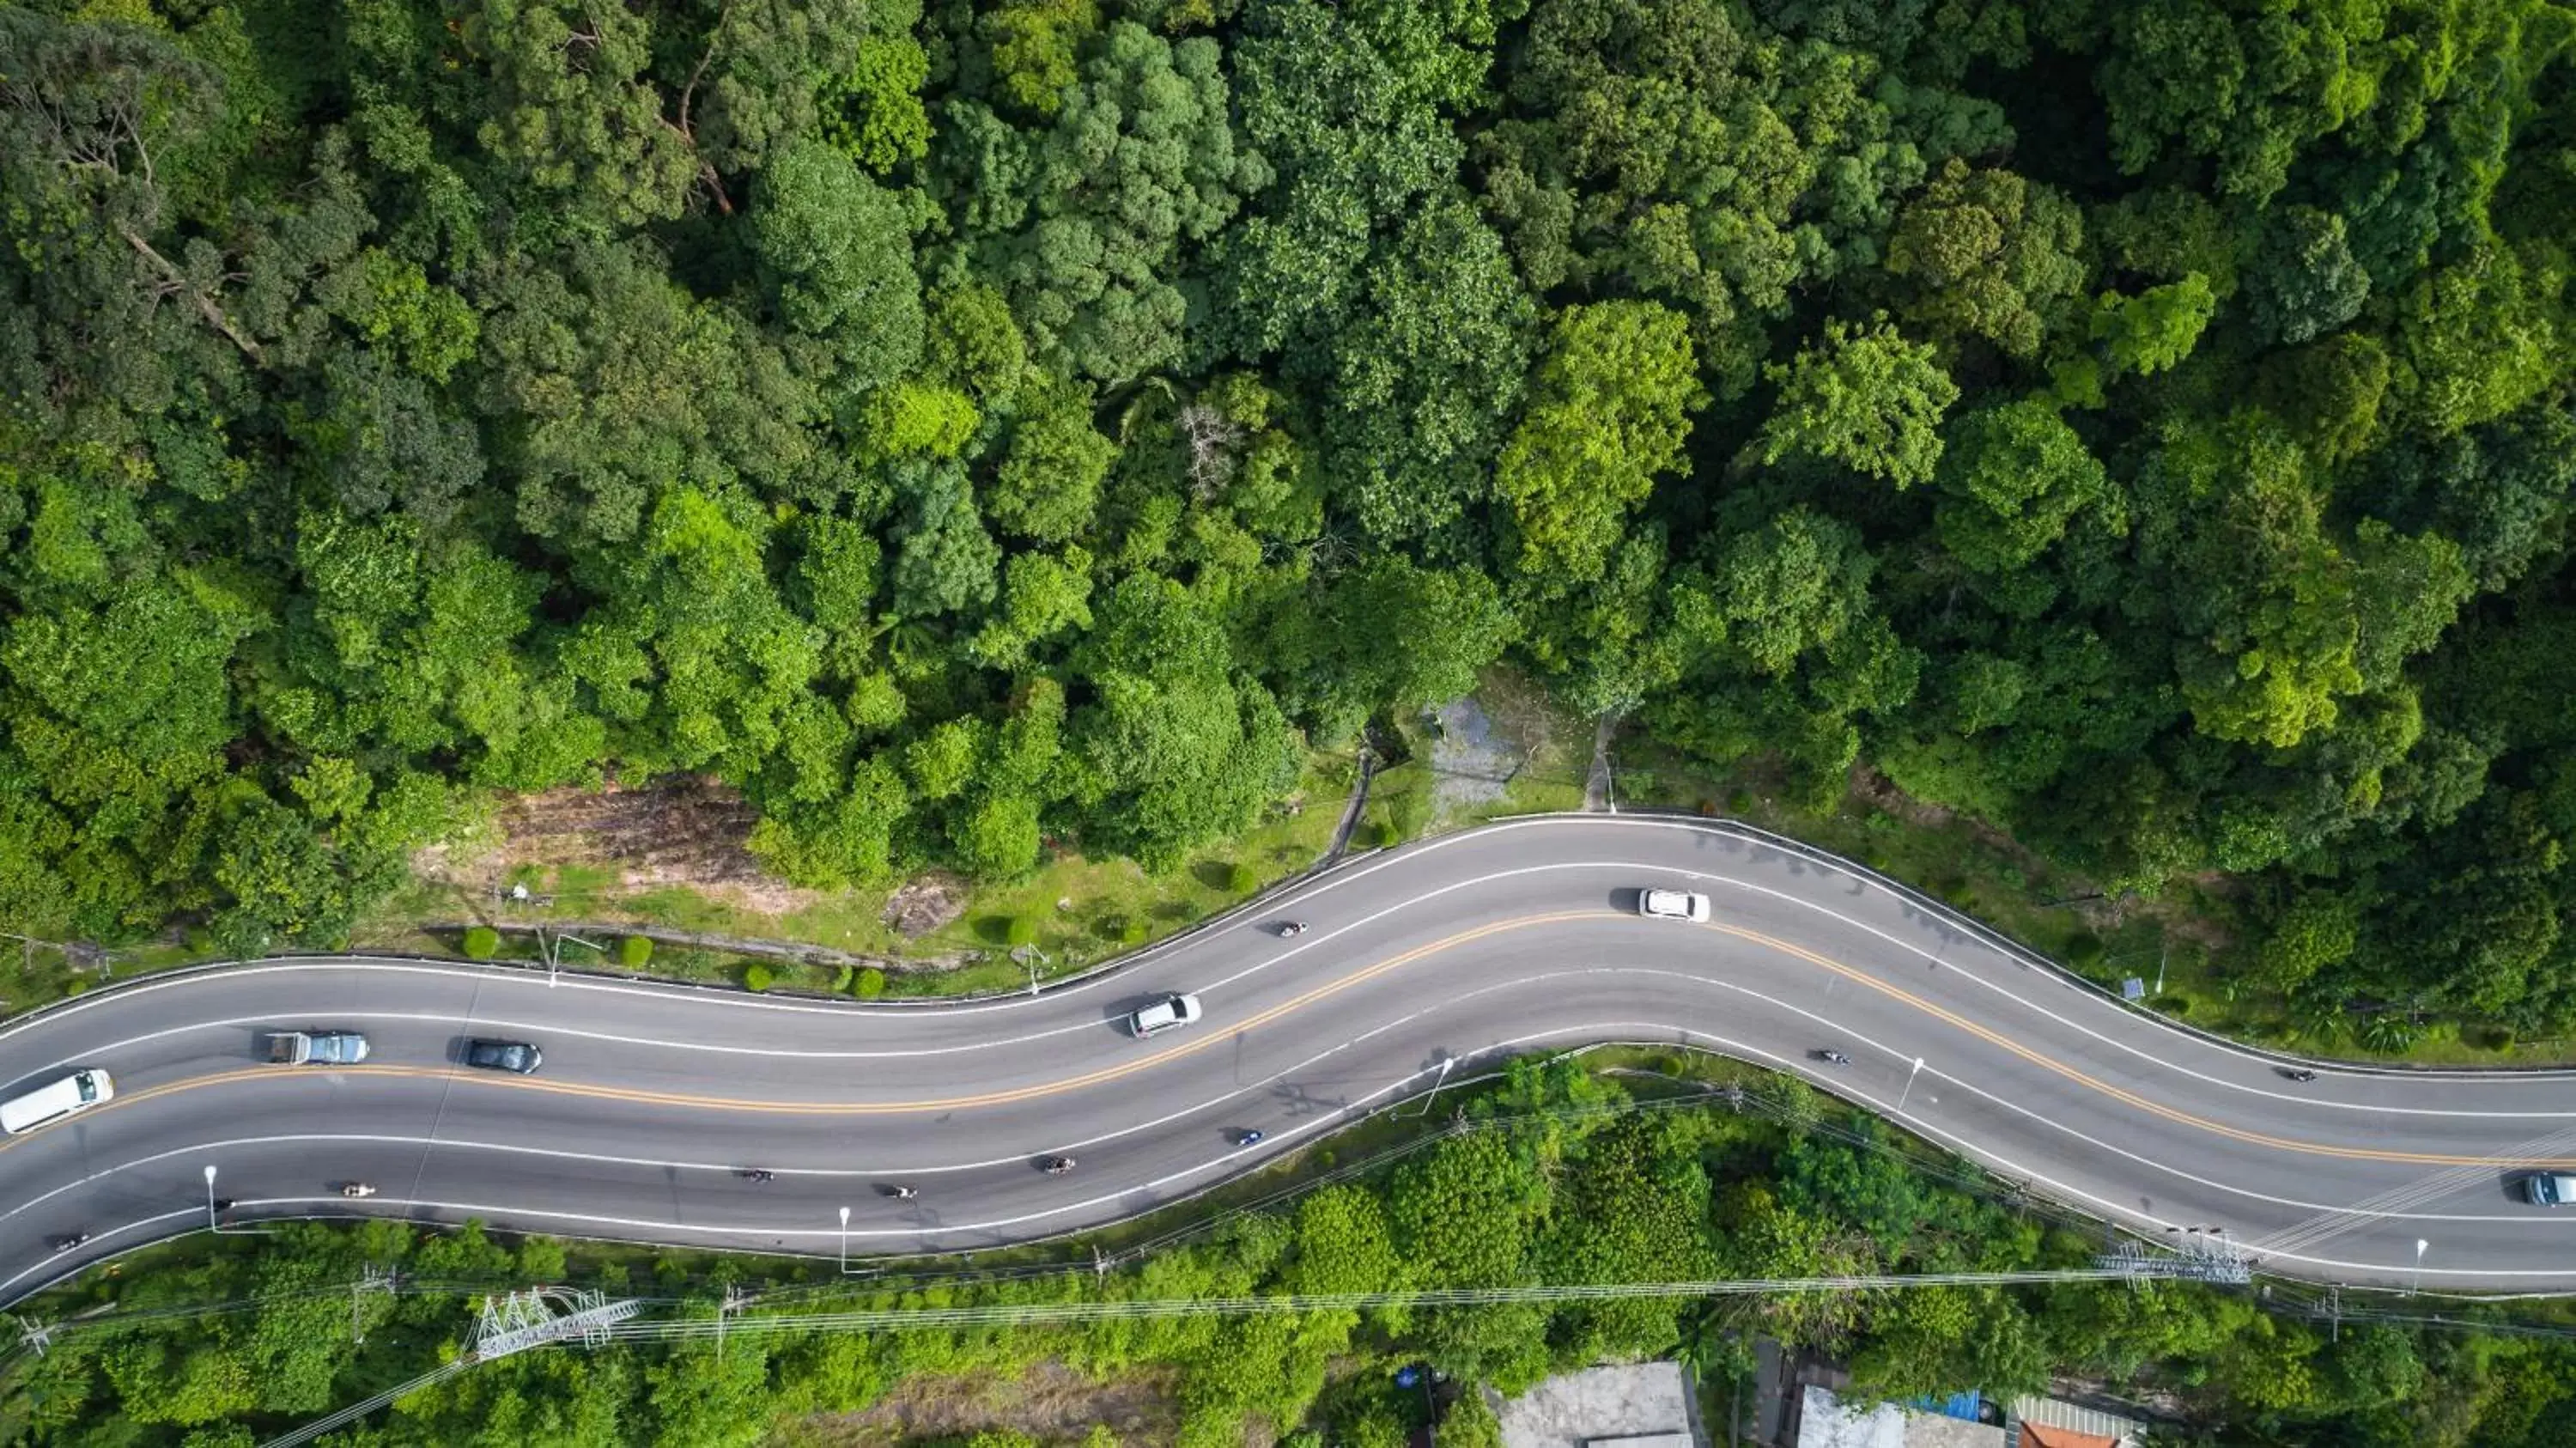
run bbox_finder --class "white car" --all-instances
[1127,993,1203,1037]
[1639,889,1710,922]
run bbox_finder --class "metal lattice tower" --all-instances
[12,1313,53,1358]
[2097,1226,2253,1287]
[469,1287,642,1360]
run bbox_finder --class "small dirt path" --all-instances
[1583,713,1619,812]
[1326,747,1378,858]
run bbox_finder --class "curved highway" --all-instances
[3,816,2571,1303]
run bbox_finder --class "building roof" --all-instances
[2019,1426,2119,1448]
[2008,1395,2147,1445]
[1498,1362,1698,1448]
[1796,1387,2005,1448]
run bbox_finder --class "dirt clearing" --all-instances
[414,775,818,917]
[778,1360,1181,1446]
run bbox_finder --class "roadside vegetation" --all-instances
[8,1059,2570,1447]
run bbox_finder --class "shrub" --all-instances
[832,964,854,993]
[1005,914,1040,947]
[462,926,501,959]
[2064,932,2106,970]
[1225,861,1257,892]
[2149,995,2192,1016]
[854,968,886,1000]
[1120,917,1150,946]
[1372,820,1400,849]
[1727,786,1753,812]
[742,963,775,992]
[2466,1023,2514,1051]
[619,935,653,968]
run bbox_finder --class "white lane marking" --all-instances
[15,852,2576,1127]
[10,964,2569,1298]
[14,814,2575,1088]
[16,970,2564,1240]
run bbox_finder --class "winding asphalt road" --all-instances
[3,815,2572,1305]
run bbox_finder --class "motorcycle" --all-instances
[737,1168,778,1183]
[890,1185,919,1201]
[1813,1049,1852,1066]
[1040,1156,1077,1175]
[1276,922,1307,938]
[341,1183,378,1199]
[48,1232,89,1254]
[1234,1129,1266,1147]
[2279,1068,2318,1083]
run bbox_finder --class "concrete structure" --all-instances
[1794,1387,2005,1448]
[1498,1362,1704,1448]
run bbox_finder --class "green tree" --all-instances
[1497,301,1706,592]
[823,0,932,173]
[984,0,1101,118]
[1935,400,2114,576]
[887,464,1002,618]
[1886,160,2087,359]
[1759,318,1960,489]
[2073,273,2217,400]
[1318,191,1536,545]
[979,21,1266,383]
[987,381,1115,543]
[2245,206,2370,345]
[1066,575,1301,868]
[751,139,924,392]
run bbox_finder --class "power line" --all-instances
[597,1267,2170,1346]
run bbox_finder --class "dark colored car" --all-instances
[464,1038,543,1074]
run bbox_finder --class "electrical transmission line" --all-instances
[602,1266,2166,1346]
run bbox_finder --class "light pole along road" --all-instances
[1,814,2570,1305]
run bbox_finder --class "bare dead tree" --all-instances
[1177,401,1247,502]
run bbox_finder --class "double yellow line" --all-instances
[1725,922,2576,1169]
[7,913,2568,1171]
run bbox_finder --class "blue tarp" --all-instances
[1911,1389,1985,1422]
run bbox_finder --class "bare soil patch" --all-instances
[1427,697,1517,818]
[416,774,818,916]
[881,871,972,939]
[781,1360,1180,1445]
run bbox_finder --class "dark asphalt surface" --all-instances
[3,815,2571,1303]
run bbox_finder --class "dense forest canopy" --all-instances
[2,0,2573,1031]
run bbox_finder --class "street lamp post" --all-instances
[838,1206,851,1275]
[1409,1055,1457,1119]
[2414,1238,2429,1294]
[203,1165,220,1232]
[1897,1056,1926,1111]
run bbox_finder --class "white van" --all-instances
[1,1068,115,1135]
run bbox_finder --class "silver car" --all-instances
[2524,1171,2576,1207]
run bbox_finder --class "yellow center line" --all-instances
[1709,919,2576,1170]
[8,911,2568,1171]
